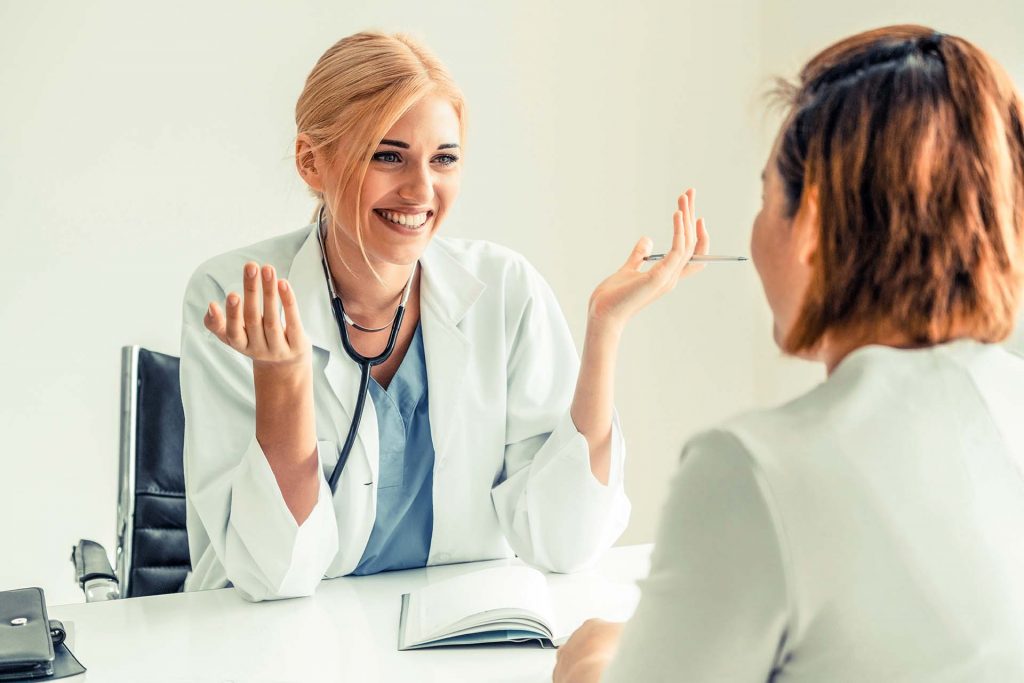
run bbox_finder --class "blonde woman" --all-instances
[179,32,710,601]
[555,25,1024,682]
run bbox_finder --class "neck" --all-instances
[819,328,925,375]
[323,223,417,324]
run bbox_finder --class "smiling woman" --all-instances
[177,31,711,601]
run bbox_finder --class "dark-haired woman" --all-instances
[555,25,1024,682]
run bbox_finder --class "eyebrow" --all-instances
[379,139,460,151]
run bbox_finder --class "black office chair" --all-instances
[71,346,190,601]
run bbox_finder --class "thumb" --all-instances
[623,237,654,270]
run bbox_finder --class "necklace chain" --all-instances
[317,208,417,335]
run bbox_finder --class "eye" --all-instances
[433,154,460,167]
[372,151,402,164]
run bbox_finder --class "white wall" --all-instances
[1,0,1021,604]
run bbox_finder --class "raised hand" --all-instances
[204,262,310,369]
[587,188,710,332]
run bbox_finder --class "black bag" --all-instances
[0,588,53,680]
[0,588,84,681]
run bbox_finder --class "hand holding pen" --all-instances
[586,188,716,331]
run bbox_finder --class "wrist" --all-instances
[584,313,625,348]
[253,356,313,400]
[253,354,311,382]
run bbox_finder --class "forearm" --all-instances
[254,359,319,524]
[570,318,623,485]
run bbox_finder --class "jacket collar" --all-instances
[418,238,486,329]
[287,225,486,352]
[287,225,343,354]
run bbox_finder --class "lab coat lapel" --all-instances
[287,226,379,483]
[419,241,486,464]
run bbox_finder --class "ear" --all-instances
[295,133,324,193]
[792,185,820,267]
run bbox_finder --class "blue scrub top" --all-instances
[352,323,435,575]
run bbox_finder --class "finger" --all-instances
[553,643,567,682]
[676,188,695,225]
[278,279,306,347]
[662,209,686,268]
[204,302,229,344]
[694,217,710,255]
[242,262,266,350]
[681,218,711,278]
[261,264,285,353]
[622,236,653,270]
[682,194,698,261]
[224,292,247,348]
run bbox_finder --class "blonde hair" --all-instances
[295,31,466,272]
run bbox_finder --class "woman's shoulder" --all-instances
[712,340,1024,471]
[184,225,312,302]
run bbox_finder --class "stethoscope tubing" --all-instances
[327,298,407,492]
[316,206,416,494]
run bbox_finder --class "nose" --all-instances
[397,162,434,205]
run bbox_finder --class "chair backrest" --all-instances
[115,346,189,597]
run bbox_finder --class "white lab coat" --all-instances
[179,225,630,601]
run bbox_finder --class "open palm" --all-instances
[588,188,710,329]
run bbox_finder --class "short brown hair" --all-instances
[774,25,1024,352]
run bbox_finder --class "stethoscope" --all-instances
[316,205,418,493]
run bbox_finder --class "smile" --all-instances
[374,209,433,230]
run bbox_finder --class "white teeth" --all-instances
[378,210,429,228]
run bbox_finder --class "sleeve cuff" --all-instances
[228,436,338,597]
[548,408,627,492]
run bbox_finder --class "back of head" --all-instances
[774,25,1024,353]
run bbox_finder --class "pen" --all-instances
[643,254,749,262]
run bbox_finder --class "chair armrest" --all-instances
[71,539,120,601]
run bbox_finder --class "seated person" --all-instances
[555,24,1024,682]
[180,31,710,601]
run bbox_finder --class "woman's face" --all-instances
[750,146,816,350]
[334,94,462,267]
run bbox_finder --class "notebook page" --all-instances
[411,566,555,640]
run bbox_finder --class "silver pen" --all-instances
[643,254,749,262]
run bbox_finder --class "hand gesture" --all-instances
[588,188,710,331]
[204,262,310,369]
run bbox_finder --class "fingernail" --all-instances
[245,264,257,278]
[279,280,289,293]
[262,266,272,282]
[207,303,215,317]
[228,294,239,307]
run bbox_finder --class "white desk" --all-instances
[50,545,652,683]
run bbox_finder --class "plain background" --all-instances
[2,0,1022,604]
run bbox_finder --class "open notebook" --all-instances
[398,565,640,650]
[398,566,562,650]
